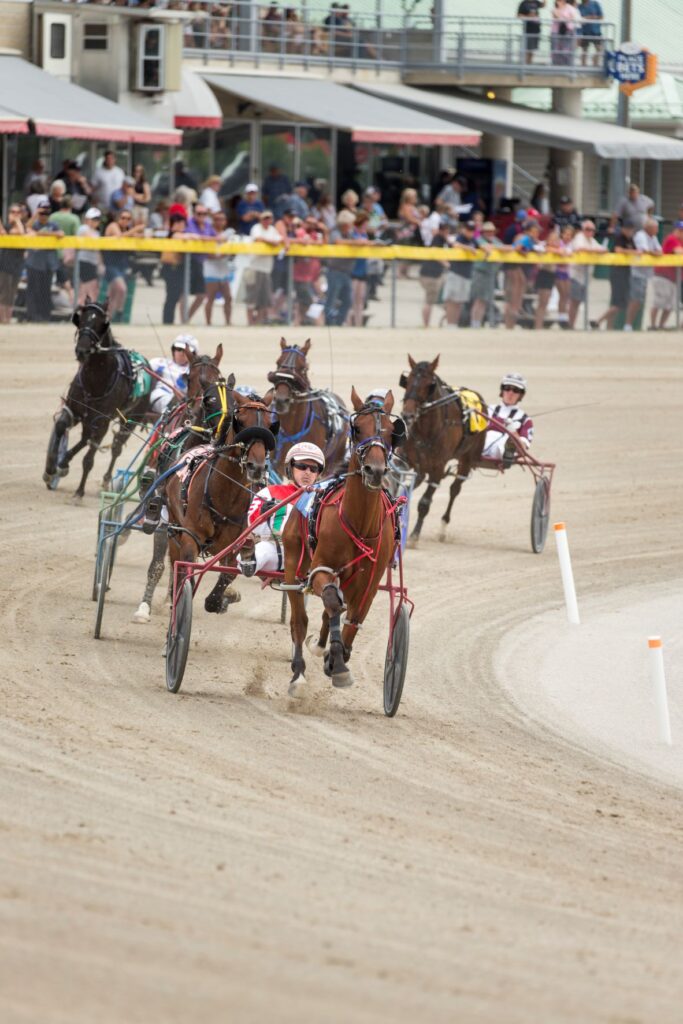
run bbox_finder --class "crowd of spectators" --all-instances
[2,156,682,331]
[518,0,605,67]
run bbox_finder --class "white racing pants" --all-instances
[238,540,281,574]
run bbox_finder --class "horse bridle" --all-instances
[400,367,458,423]
[267,346,311,395]
[74,303,113,355]
[349,404,405,474]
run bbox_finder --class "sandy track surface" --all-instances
[2,324,683,1023]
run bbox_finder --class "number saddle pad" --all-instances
[457,388,487,434]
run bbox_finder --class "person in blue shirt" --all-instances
[236,184,265,236]
[578,1,603,66]
[262,164,292,209]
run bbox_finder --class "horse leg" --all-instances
[44,409,77,483]
[408,480,438,547]
[287,590,309,694]
[321,581,353,688]
[132,526,168,623]
[306,610,329,658]
[440,458,473,540]
[102,421,132,489]
[204,557,240,613]
[74,423,108,500]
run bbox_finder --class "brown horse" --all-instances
[132,345,226,623]
[400,355,487,545]
[265,338,348,477]
[166,390,277,614]
[282,387,403,695]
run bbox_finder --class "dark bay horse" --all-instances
[166,391,277,614]
[265,338,348,477]
[44,301,152,499]
[400,355,487,545]
[282,387,403,695]
[132,345,226,624]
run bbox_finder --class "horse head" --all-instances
[399,354,440,428]
[349,386,399,491]
[186,345,225,424]
[267,337,311,414]
[229,390,278,485]
[73,301,113,361]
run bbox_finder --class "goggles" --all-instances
[291,461,321,474]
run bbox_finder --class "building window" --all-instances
[50,23,66,60]
[137,25,165,92]
[84,24,108,51]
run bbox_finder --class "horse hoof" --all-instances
[438,524,448,543]
[332,669,354,689]
[224,586,241,605]
[132,602,151,624]
[42,471,51,484]
[306,635,326,658]
[406,534,419,550]
[204,594,223,614]
[288,675,307,698]
[57,466,69,478]
[71,494,83,505]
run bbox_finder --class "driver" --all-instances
[482,372,534,468]
[239,441,326,577]
[149,334,199,415]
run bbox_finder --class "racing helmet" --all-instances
[172,333,199,354]
[285,441,325,477]
[500,372,527,395]
[364,387,390,408]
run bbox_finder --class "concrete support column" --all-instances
[550,88,584,209]
[480,88,514,198]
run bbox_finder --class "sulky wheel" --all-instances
[93,535,114,639]
[45,424,69,490]
[383,603,410,718]
[530,478,550,554]
[166,579,193,694]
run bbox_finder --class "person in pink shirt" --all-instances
[651,221,683,330]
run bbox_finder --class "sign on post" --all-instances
[604,43,658,96]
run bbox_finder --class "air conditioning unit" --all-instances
[41,13,72,80]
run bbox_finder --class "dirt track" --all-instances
[2,324,683,1024]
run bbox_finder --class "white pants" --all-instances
[150,387,173,415]
[483,430,528,461]
[238,540,280,574]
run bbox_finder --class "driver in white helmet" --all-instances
[482,372,534,468]
[239,441,326,577]
[149,334,199,415]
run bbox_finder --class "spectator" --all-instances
[132,163,151,217]
[262,163,292,209]
[533,226,561,330]
[292,215,324,325]
[340,189,359,215]
[470,221,505,328]
[349,210,371,327]
[362,186,388,233]
[186,203,216,321]
[578,0,603,65]
[506,220,542,329]
[76,208,104,305]
[555,223,576,328]
[160,213,192,325]
[650,221,683,330]
[91,150,125,210]
[553,195,581,232]
[419,204,441,246]
[567,219,606,328]
[25,202,63,322]
[443,219,477,326]
[48,179,67,214]
[311,189,337,232]
[110,176,136,215]
[610,183,654,233]
[285,7,305,53]
[551,0,581,66]
[50,195,81,301]
[247,210,282,325]
[274,180,310,221]
[0,203,26,324]
[396,187,422,280]
[325,209,357,327]
[261,3,284,53]
[531,181,551,215]
[24,159,47,194]
[103,208,144,320]
[63,161,92,214]
[272,208,295,319]
[236,183,265,236]
[26,180,49,217]
[625,217,661,330]
[591,220,637,330]
[419,217,450,327]
[518,0,545,65]
[173,159,199,192]
[150,198,170,235]
[199,175,223,214]
[203,210,234,326]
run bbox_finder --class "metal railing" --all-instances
[181,8,616,77]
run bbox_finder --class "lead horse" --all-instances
[44,300,153,499]
[265,338,348,477]
[399,355,487,544]
[282,387,404,694]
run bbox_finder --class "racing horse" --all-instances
[265,338,348,477]
[399,355,487,545]
[44,300,152,500]
[165,391,277,615]
[282,387,404,694]
[132,345,227,624]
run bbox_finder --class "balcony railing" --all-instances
[181,8,616,78]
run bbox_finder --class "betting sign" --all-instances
[604,43,658,95]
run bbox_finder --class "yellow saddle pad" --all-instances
[458,388,487,433]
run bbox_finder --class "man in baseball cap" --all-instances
[237,183,264,235]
